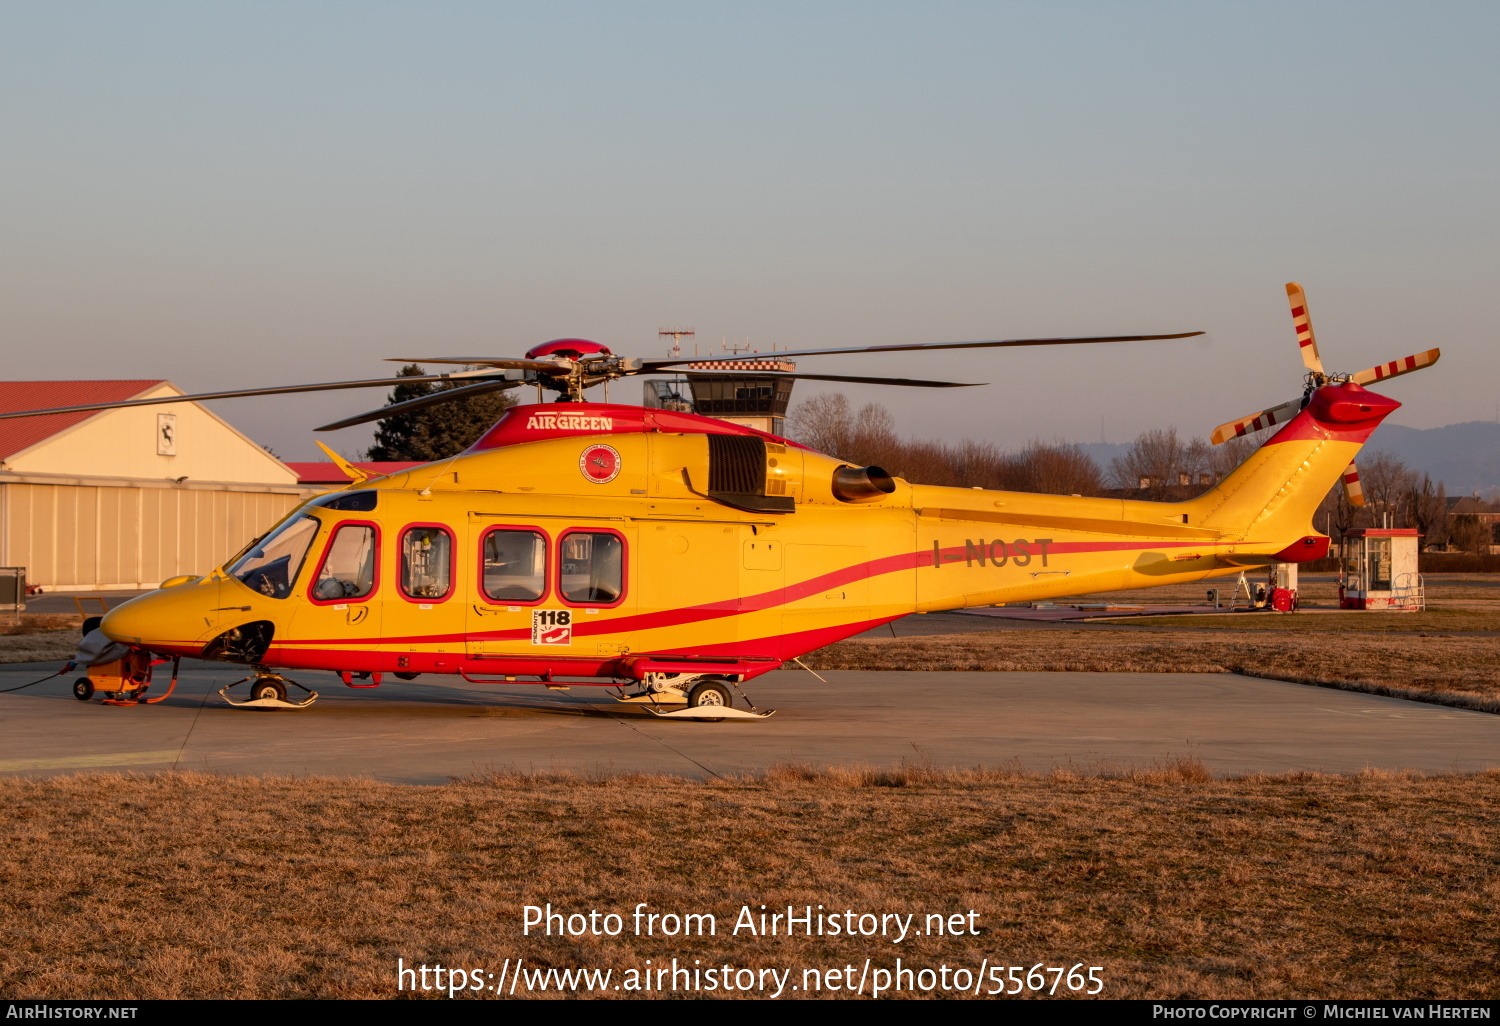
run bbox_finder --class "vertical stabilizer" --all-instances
[1192,382,1400,542]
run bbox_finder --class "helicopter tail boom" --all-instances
[1186,380,1399,545]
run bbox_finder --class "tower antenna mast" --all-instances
[659,327,695,359]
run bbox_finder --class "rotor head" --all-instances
[525,339,613,361]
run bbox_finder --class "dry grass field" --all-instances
[0,615,86,664]
[4,581,1497,1001]
[0,629,78,665]
[1096,610,1500,632]
[1,768,1497,1000]
[809,574,1500,713]
[805,629,1500,712]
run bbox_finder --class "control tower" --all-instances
[643,330,798,435]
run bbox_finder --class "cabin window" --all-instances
[559,531,624,605]
[311,524,377,601]
[230,515,319,599]
[482,529,547,603]
[401,526,453,600]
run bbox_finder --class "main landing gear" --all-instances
[218,669,319,710]
[614,672,775,721]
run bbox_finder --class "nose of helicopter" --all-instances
[101,575,224,653]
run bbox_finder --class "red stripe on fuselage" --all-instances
[282,537,1208,648]
[261,613,898,682]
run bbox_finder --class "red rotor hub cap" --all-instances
[526,338,612,360]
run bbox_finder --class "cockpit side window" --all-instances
[310,523,379,602]
[228,515,320,599]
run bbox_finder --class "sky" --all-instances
[2,1,1496,460]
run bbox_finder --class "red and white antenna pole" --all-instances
[659,327,695,359]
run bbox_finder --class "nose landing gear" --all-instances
[218,669,318,709]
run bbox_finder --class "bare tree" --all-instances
[1406,474,1448,549]
[1209,435,1256,482]
[786,393,1105,494]
[1313,478,1363,555]
[1358,452,1416,527]
[1010,440,1104,495]
[1108,427,1216,495]
[1449,513,1491,553]
[941,439,1009,490]
[1110,428,1176,491]
[786,394,899,468]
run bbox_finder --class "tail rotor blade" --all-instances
[1341,462,1366,507]
[1209,398,1303,445]
[1350,348,1441,386]
[1286,282,1325,376]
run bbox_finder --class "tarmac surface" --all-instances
[2,659,1496,783]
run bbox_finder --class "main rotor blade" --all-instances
[672,370,982,388]
[637,332,1204,371]
[0,372,504,421]
[1341,462,1366,507]
[386,357,573,373]
[1286,282,1325,376]
[1350,348,1441,386]
[1209,397,1303,445]
[315,379,524,432]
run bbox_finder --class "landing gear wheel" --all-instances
[250,678,288,702]
[73,677,94,702]
[687,679,733,722]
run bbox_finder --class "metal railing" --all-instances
[1391,572,1426,611]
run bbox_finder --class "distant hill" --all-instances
[1076,441,1132,473]
[1366,422,1500,496]
[1072,422,1500,496]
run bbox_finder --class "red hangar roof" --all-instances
[0,380,168,461]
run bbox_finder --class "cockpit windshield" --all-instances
[227,515,320,599]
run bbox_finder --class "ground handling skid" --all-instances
[217,669,319,710]
[613,671,776,722]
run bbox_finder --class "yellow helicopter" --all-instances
[0,285,1438,718]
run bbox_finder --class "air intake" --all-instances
[706,435,795,513]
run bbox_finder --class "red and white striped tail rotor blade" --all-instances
[1209,398,1302,445]
[1286,282,1325,376]
[1341,461,1366,507]
[1350,348,1441,386]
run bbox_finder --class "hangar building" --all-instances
[0,381,311,591]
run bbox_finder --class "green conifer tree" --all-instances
[365,364,518,461]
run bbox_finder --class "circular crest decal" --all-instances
[580,443,622,484]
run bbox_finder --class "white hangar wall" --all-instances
[0,483,304,590]
[0,383,317,590]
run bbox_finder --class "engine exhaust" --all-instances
[831,465,896,503]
